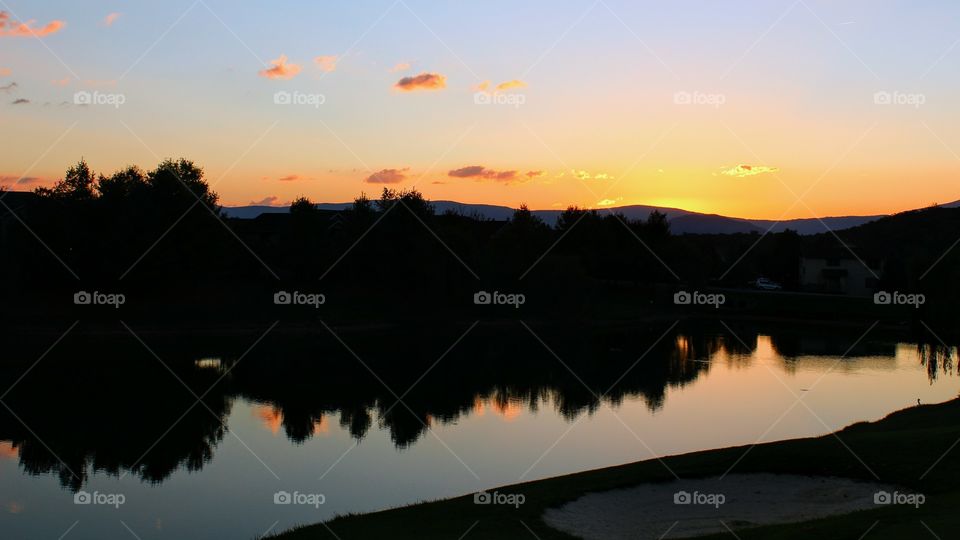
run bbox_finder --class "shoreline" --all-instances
[272,397,960,539]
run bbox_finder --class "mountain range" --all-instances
[222,199,960,235]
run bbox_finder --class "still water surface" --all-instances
[0,325,956,539]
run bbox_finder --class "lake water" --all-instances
[0,323,956,539]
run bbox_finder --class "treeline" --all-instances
[2,159,959,322]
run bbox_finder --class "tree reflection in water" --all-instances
[0,323,949,490]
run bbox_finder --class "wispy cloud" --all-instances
[259,54,302,80]
[721,164,779,178]
[0,11,65,37]
[102,13,121,27]
[1,174,45,187]
[0,81,17,93]
[571,169,614,181]
[51,77,70,87]
[496,80,527,91]
[365,168,409,184]
[596,198,621,207]
[250,196,283,206]
[394,72,446,92]
[448,166,540,184]
[11,98,29,105]
[0,67,10,77]
[278,174,304,182]
[389,62,412,73]
[314,55,337,73]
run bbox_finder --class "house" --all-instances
[799,247,881,296]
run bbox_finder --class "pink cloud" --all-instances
[250,196,284,206]
[389,62,412,73]
[394,72,446,92]
[51,77,70,87]
[365,168,409,184]
[1,174,45,188]
[0,67,10,77]
[102,13,121,27]
[448,166,533,184]
[314,55,337,73]
[259,55,302,80]
[0,11,65,37]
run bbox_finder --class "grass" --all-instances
[272,398,960,540]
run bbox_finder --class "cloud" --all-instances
[102,13,121,27]
[394,72,446,92]
[721,164,780,178]
[473,81,490,92]
[0,175,44,187]
[571,169,614,181]
[51,77,70,87]
[11,98,29,105]
[0,68,10,76]
[0,11,65,37]
[259,55,302,80]
[250,196,282,206]
[525,170,546,179]
[365,168,410,184]
[314,55,337,73]
[496,80,527,91]
[389,62,411,73]
[448,166,531,183]
[0,81,16,93]
[278,174,303,182]
[596,198,622,207]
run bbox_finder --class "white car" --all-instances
[754,278,783,291]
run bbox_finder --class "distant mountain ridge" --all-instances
[222,199,960,235]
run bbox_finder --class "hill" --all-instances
[221,200,889,235]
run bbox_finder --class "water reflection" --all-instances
[0,323,954,492]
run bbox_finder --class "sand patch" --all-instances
[543,474,896,539]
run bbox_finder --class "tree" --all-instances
[645,210,670,237]
[290,196,317,215]
[98,165,147,202]
[147,158,219,213]
[35,159,97,202]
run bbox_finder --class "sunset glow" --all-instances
[2,2,959,218]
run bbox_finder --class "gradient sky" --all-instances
[1,0,959,218]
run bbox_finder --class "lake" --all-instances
[0,322,956,539]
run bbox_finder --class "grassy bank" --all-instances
[273,397,960,540]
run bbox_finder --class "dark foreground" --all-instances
[273,397,960,540]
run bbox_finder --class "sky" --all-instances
[1,0,959,219]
